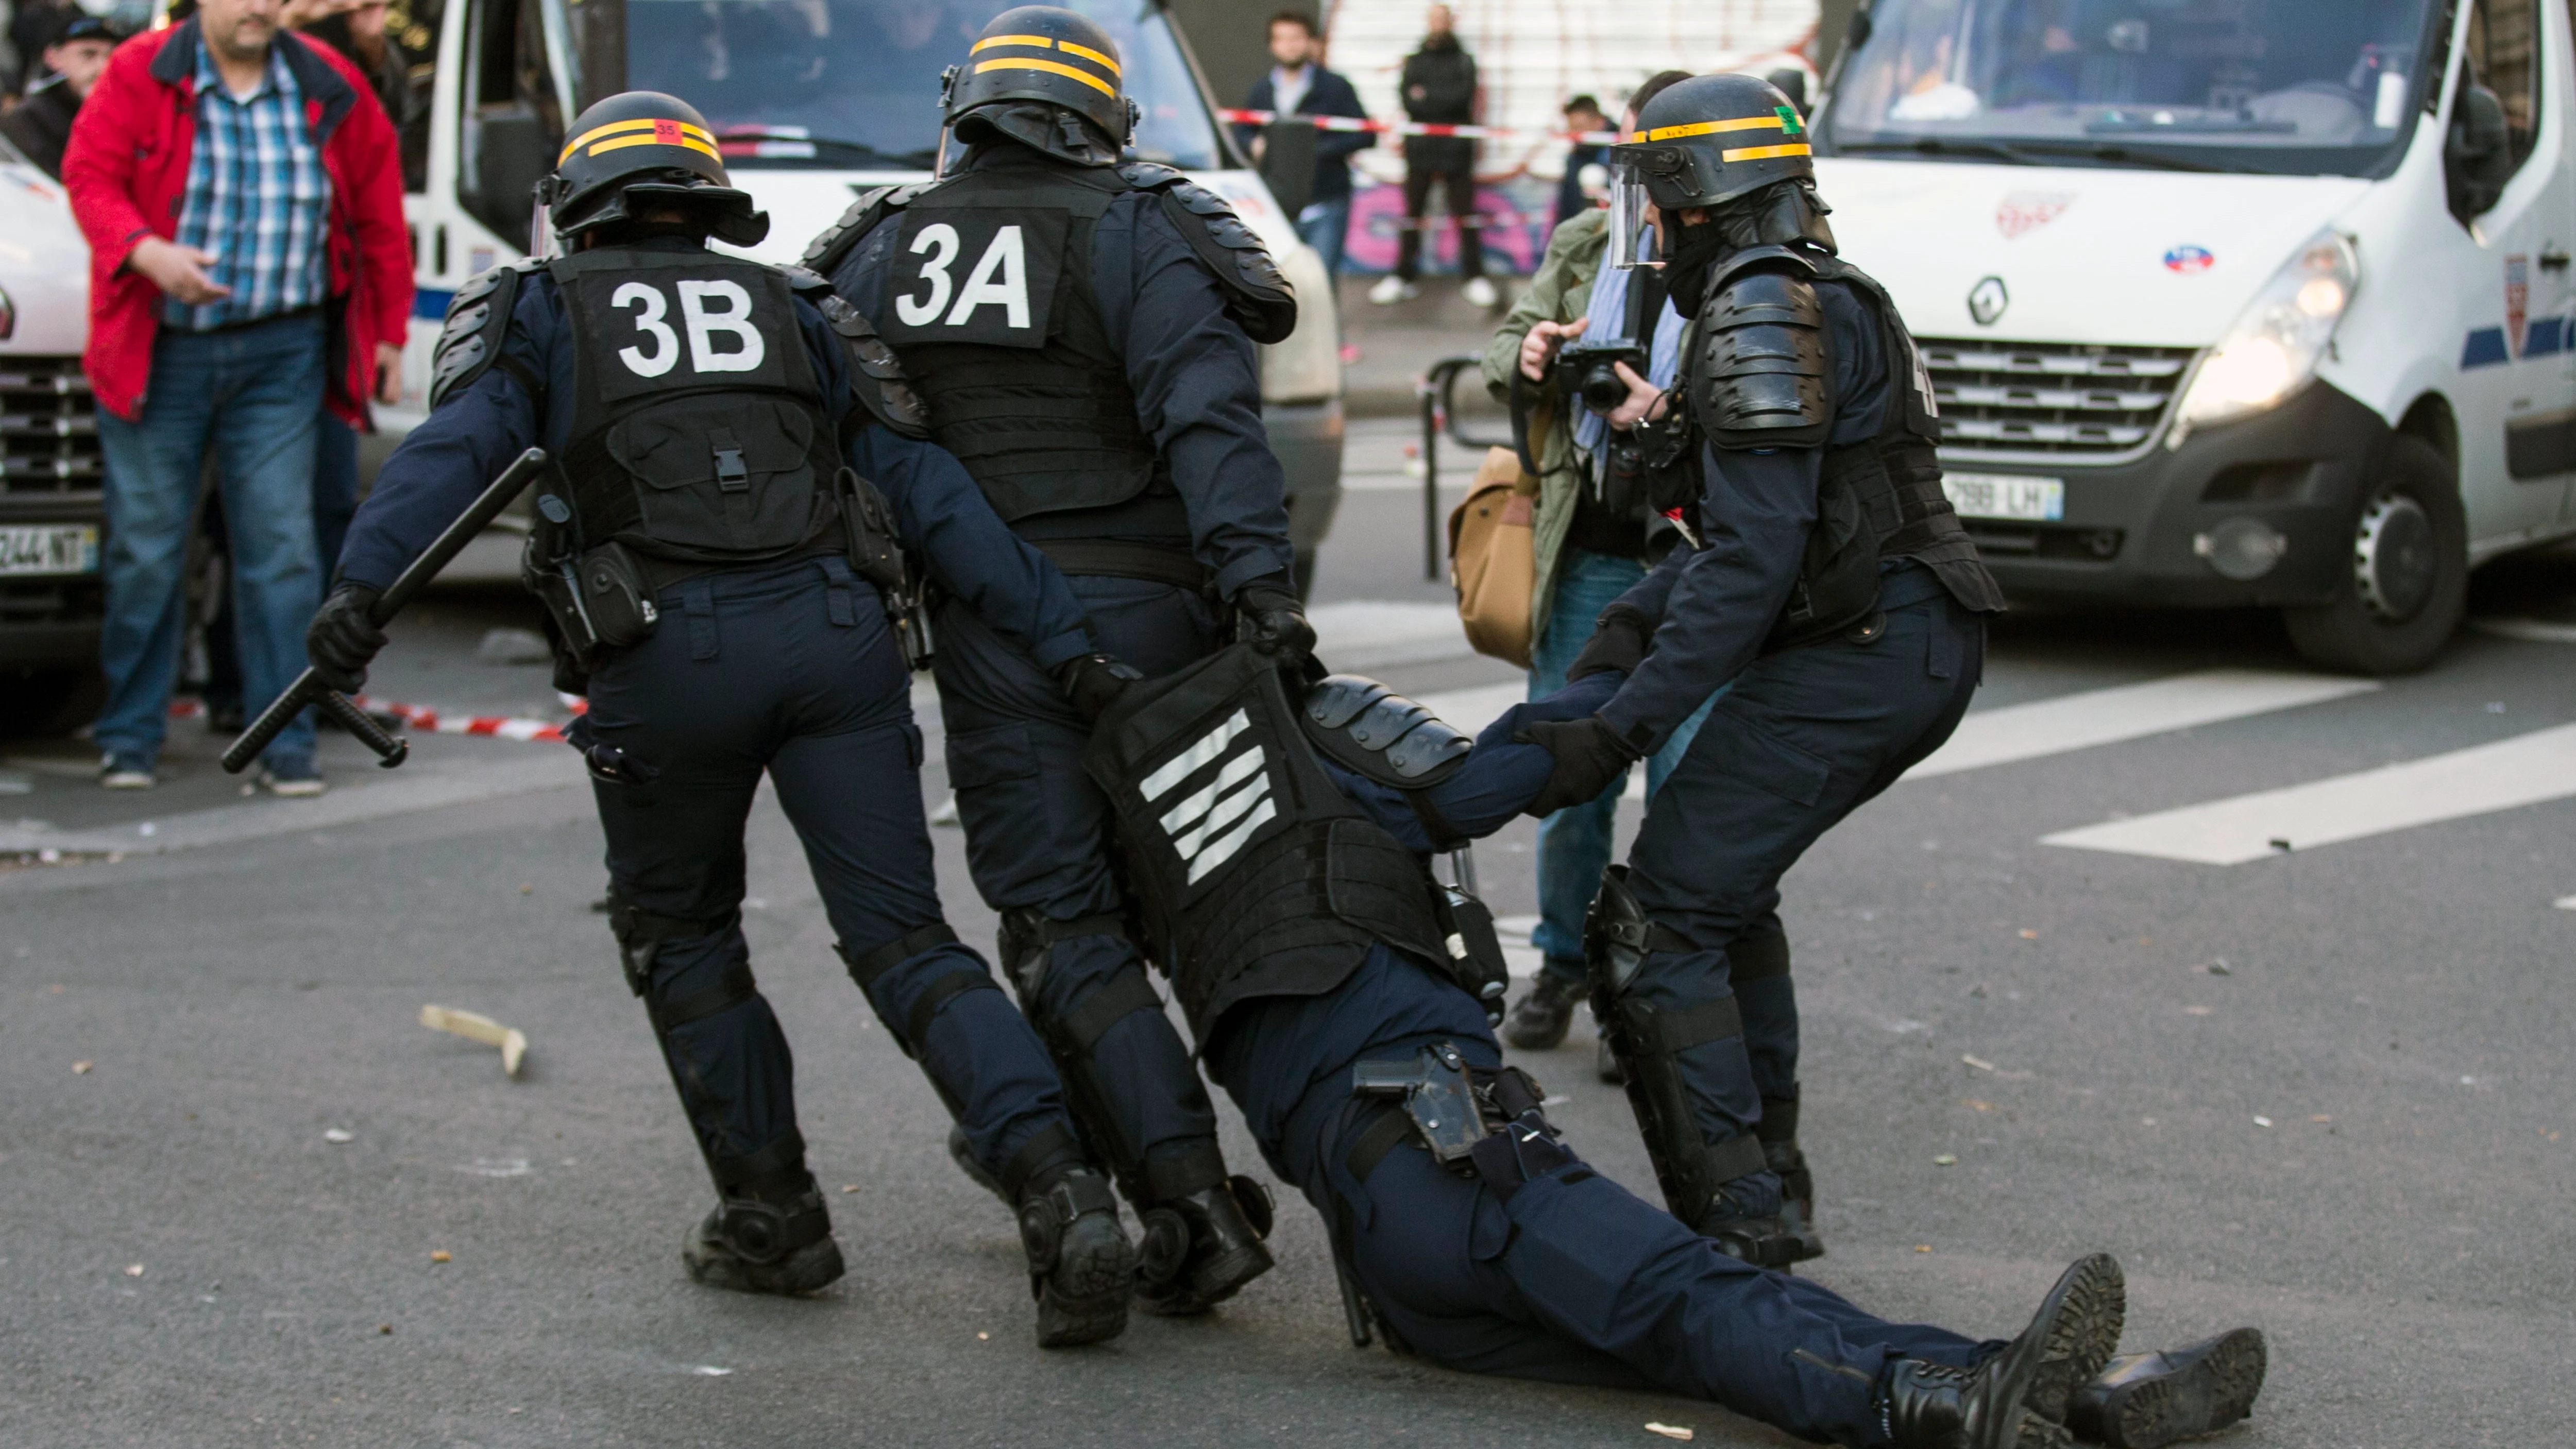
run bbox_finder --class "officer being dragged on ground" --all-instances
[1072,643,2266,1449]
[804,6,1308,1315]
[309,93,1142,1346]
[1509,73,2010,1270]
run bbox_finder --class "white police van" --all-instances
[386,0,1345,583]
[1812,0,2574,672]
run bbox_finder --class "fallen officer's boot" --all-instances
[682,1174,845,1295]
[1133,1176,1275,1316]
[1502,972,1585,1050]
[1766,1137,1827,1264]
[1878,1253,2127,1449]
[2066,1328,2267,1448]
[1017,1164,1136,1347]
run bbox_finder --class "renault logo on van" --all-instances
[1968,276,2010,327]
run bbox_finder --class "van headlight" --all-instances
[2168,229,2358,448]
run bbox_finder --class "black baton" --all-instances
[223,447,554,774]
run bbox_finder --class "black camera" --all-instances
[1553,340,1649,415]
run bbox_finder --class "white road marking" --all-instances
[1412,682,1531,735]
[1905,669,2379,780]
[2042,723,2576,864]
[1309,600,1477,670]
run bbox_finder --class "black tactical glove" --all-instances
[1568,604,1653,683]
[1057,653,1143,724]
[306,583,387,694]
[1234,573,1315,662]
[1514,715,1641,817]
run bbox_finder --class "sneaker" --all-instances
[98,754,155,790]
[1367,275,1417,305]
[1461,276,1499,308]
[1502,971,1585,1050]
[255,761,327,797]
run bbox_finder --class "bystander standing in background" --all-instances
[1238,11,1370,286]
[63,0,410,794]
[1552,93,1608,231]
[1370,4,1492,309]
[1479,69,1703,1062]
[1,12,121,179]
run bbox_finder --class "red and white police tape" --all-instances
[1216,109,1621,146]
[168,693,584,744]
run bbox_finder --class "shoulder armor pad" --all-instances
[1139,176,1298,346]
[1300,675,1472,789]
[816,292,930,438]
[1692,252,1831,450]
[778,264,834,297]
[799,181,929,280]
[1115,160,1187,191]
[428,258,543,411]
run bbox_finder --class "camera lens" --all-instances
[1579,365,1627,413]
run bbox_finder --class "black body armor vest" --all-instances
[870,163,1164,524]
[1083,645,1452,1045]
[550,247,843,567]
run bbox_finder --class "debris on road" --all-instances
[1961,1055,1996,1071]
[72,1060,92,1074]
[1933,1153,1959,1166]
[2201,958,2233,975]
[124,1264,144,1277]
[690,1366,733,1377]
[2554,895,2576,911]
[324,1129,354,1143]
[431,1251,452,1263]
[2018,929,2038,940]
[420,1004,528,1077]
[1645,1424,1694,1441]
[2253,1116,2274,1127]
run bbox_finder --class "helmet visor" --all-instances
[1604,165,1658,272]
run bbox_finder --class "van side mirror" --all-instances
[462,108,556,252]
[1767,68,1809,118]
[2445,79,2513,221]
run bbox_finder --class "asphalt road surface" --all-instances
[6,434,2573,1447]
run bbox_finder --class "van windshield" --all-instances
[625,0,1223,171]
[1820,0,2443,175]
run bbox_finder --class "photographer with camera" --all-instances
[1477,70,1702,1068]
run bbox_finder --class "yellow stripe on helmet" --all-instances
[1623,115,1788,143]
[971,33,1058,53]
[974,56,1116,96]
[558,117,717,163]
[1055,40,1120,75]
[1720,142,1812,162]
[587,131,724,162]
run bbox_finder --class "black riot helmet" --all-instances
[1607,72,1813,213]
[941,6,1140,167]
[544,92,770,248]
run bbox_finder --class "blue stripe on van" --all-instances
[2461,327,2511,369]
[415,288,455,320]
[2523,315,2570,359]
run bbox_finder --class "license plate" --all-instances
[1943,471,2065,522]
[0,524,100,577]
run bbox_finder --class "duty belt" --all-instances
[1028,538,1211,593]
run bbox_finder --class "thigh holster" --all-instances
[1584,866,1766,1226]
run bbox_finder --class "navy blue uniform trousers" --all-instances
[1626,568,1985,1202]
[930,575,1225,1185]
[1209,945,1993,1445]
[580,556,1073,1186]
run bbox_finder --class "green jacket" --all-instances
[1479,207,1608,652]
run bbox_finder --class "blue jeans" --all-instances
[1529,547,1717,979]
[95,313,324,772]
[1297,197,1351,279]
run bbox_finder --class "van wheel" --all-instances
[2281,436,2465,675]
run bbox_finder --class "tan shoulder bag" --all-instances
[1448,444,1540,668]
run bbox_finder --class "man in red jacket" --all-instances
[64,0,409,793]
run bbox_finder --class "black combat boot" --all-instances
[1133,1176,1275,1316]
[2065,1328,2266,1448]
[1503,971,1585,1050]
[682,1171,845,1295]
[1878,1254,2126,1449]
[1765,1137,1826,1264]
[1016,1164,1136,1347]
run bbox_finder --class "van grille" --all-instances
[0,358,101,494]
[1916,339,2197,457]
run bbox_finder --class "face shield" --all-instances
[1603,155,1658,272]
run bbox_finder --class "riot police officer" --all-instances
[1072,651,2259,1449]
[804,6,1307,1314]
[308,93,1140,1347]
[1512,74,2008,1269]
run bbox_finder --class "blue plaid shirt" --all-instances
[163,41,332,332]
